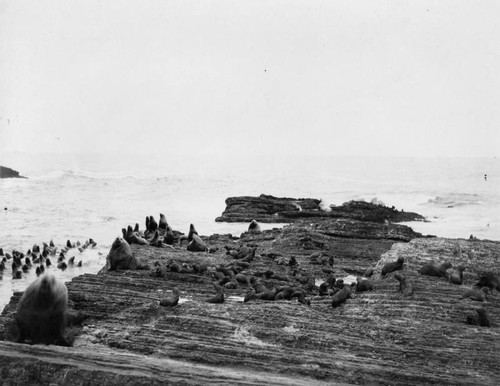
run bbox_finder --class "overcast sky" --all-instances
[1,0,499,161]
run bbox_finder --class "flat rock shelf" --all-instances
[0,198,498,385]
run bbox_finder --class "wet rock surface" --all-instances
[0,198,499,385]
[215,194,427,224]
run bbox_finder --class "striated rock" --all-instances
[0,165,27,179]
[216,194,427,224]
[0,202,499,384]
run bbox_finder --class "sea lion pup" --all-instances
[419,261,452,278]
[447,265,465,285]
[474,271,500,292]
[466,308,491,327]
[186,234,208,252]
[206,284,225,304]
[159,288,180,307]
[356,277,374,293]
[159,213,168,230]
[15,272,70,346]
[247,219,262,234]
[461,287,489,302]
[107,237,141,271]
[394,274,414,297]
[331,287,351,308]
[381,257,405,276]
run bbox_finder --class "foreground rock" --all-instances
[0,165,27,179]
[216,194,427,223]
[1,202,499,385]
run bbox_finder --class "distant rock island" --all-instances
[0,166,26,179]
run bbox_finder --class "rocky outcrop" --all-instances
[0,202,498,385]
[216,194,427,224]
[0,165,27,179]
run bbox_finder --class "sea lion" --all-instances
[419,261,452,278]
[275,286,296,300]
[148,215,158,233]
[206,285,225,304]
[248,219,262,233]
[331,287,351,308]
[474,271,500,292]
[163,225,175,245]
[159,288,180,307]
[466,308,491,327]
[381,257,404,276]
[394,274,413,297]
[446,265,465,285]
[107,237,141,271]
[125,225,148,245]
[159,213,168,230]
[461,287,489,302]
[356,277,374,293]
[186,234,208,252]
[15,273,70,346]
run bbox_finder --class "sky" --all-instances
[1,0,499,165]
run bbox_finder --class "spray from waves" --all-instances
[425,194,482,208]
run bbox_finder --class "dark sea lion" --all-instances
[446,265,465,285]
[125,225,148,245]
[0,261,5,271]
[15,273,70,346]
[461,287,489,302]
[21,264,29,273]
[159,288,180,307]
[46,258,52,267]
[66,240,74,249]
[159,213,168,230]
[163,225,175,245]
[466,308,491,327]
[0,247,4,256]
[331,287,351,308]
[107,237,141,271]
[318,282,329,296]
[356,277,374,293]
[186,234,208,252]
[394,274,413,296]
[145,216,150,232]
[148,215,158,233]
[474,271,500,292]
[419,261,452,278]
[381,257,405,276]
[248,219,262,233]
[244,289,258,302]
[275,286,296,300]
[57,262,68,271]
[206,285,225,304]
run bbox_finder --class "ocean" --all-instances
[0,154,499,312]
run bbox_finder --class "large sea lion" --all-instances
[15,273,70,346]
[381,257,404,276]
[474,271,500,292]
[356,277,374,293]
[107,237,141,271]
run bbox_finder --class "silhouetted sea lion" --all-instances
[159,213,168,230]
[394,274,413,297]
[159,288,180,307]
[107,237,141,271]
[381,257,404,276]
[148,215,158,233]
[15,273,70,346]
[331,287,351,308]
[163,225,175,245]
[419,261,452,278]
[248,219,262,233]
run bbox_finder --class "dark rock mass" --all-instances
[0,166,27,179]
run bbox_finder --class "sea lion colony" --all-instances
[2,212,498,348]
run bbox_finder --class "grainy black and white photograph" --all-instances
[0,1,499,384]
